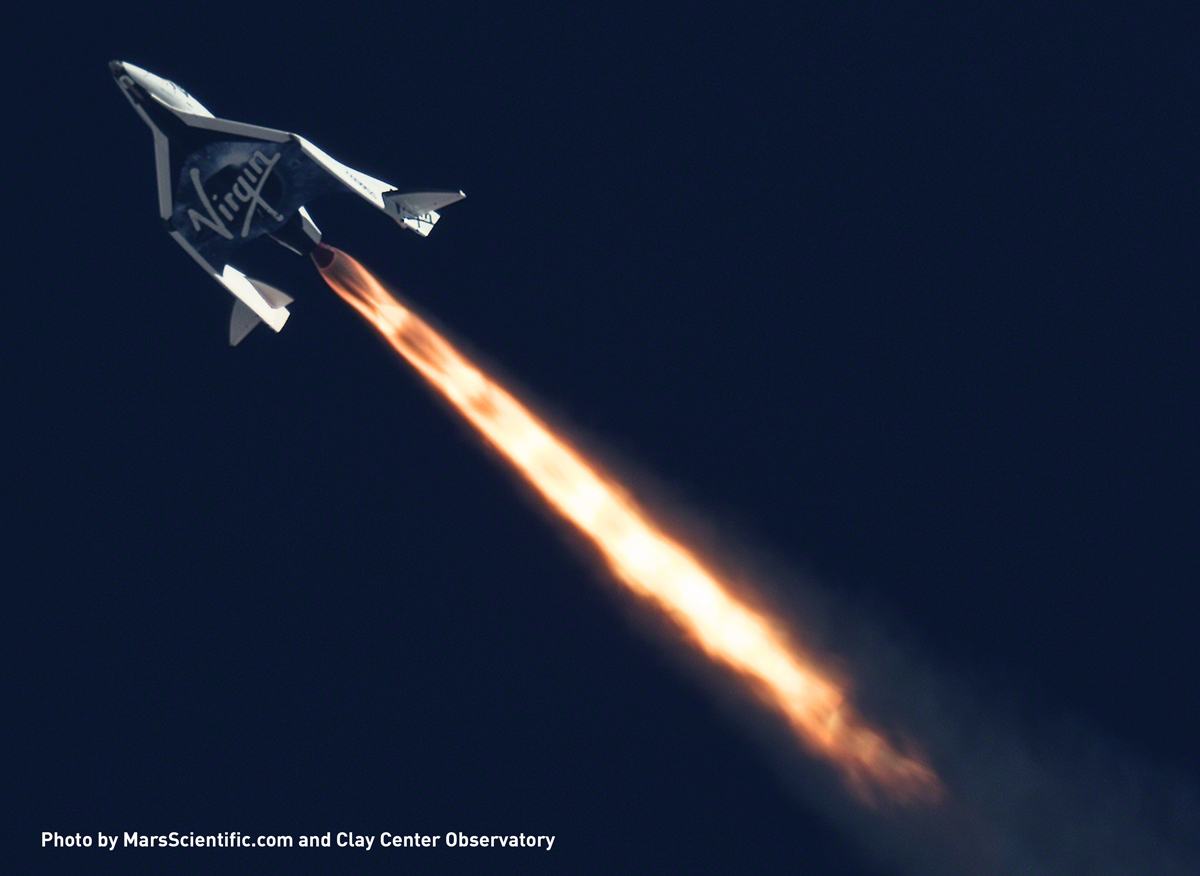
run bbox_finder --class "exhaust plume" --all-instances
[313,243,943,806]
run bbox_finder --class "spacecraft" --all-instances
[109,61,464,344]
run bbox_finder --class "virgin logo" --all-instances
[186,150,285,240]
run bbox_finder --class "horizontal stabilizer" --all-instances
[166,231,290,345]
[384,190,466,237]
[216,264,290,341]
[229,275,292,345]
[229,299,262,346]
[248,278,294,309]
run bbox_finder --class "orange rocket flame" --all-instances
[315,244,943,805]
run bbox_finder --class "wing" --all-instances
[115,63,462,343]
[119,63,464,243]
[295,136,465,235]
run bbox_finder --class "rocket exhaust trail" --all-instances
[314,243,943,805]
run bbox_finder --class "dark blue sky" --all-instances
[8,6,1197,874]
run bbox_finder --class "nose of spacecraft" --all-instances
[111,61,161,94]
[107,62,214,117]
[109,60,141,97]
[109,61,141,102]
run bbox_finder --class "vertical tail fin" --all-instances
[229,299,262,346]
[383,190,466,236]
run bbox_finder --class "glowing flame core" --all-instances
[317,246,942,804]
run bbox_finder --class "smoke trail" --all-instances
[826,607,1200,875]
[312,243,942,806]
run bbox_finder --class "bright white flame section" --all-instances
[317,246,943,804]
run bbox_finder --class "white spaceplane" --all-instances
[109,61,464,344]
